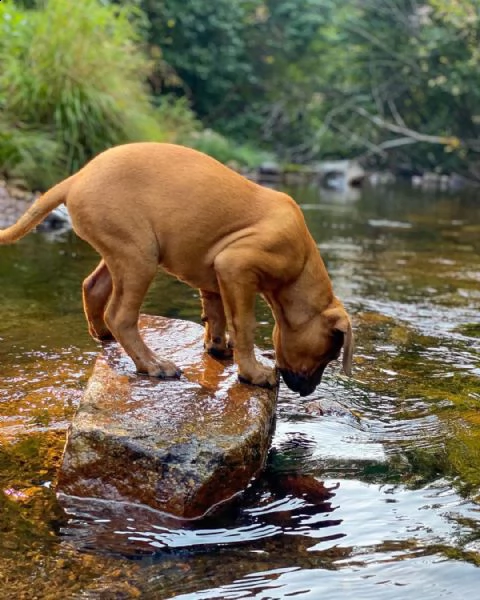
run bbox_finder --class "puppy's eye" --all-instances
[332,329,345,344]
[327,330,344,361]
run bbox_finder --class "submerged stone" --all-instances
[57,315,278,519]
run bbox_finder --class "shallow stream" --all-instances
[1,182,479,599]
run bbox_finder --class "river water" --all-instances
[0,182,479,599]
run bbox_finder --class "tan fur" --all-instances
[0,143,353,396]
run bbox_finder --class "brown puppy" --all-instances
[0,143,353,396]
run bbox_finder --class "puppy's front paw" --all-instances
[238,365,278,389]
[147,360,182,379]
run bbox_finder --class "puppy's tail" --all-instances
[0,175,77,244]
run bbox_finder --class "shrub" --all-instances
[186,129,271,169]
[0,118,62,190]
[153,95,201,142]
[0,0,169,188]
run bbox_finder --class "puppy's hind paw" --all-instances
[89,324,114,341]
[205,342,234,360]
[204,335,234,359]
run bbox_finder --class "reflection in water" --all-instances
[0,184,479,597]
[60,468,341,556]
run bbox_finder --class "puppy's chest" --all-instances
[160,253,219,292]
[155,222,255,293]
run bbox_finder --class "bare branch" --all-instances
[387,99,408,129]
[355,106,458,145]
[330,120,388,158]
[377,137,418,150]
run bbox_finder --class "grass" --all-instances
[0,0,171,188]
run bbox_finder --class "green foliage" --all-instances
[139,0,480,173]
[3,0,480,181]
[0,119,62,190]
[153,95,201,143]
[299,0,480,174]
[186,129,271,169]
[0,0,169,188]
[138,0,253,118]
[130,0,326,159]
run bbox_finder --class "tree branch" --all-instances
[355,106,460,146]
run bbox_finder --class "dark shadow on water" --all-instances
[58,448,344,560]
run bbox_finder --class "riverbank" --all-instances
[0,180,36,228]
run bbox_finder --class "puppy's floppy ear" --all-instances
[324,306,354,376]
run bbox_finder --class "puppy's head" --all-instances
[273,304,353,397]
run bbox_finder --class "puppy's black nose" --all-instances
[279,369,322,397]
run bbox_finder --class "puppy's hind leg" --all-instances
[82,259,113,340]
[104,255,181,379]
[200,289,233,359]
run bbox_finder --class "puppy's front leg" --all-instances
[214,252,278,389]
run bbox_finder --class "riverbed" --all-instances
[0,182,479,598]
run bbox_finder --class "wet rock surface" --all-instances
[57,315,278,519]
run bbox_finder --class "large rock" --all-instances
[56,315,278,519]
[314,159,366,188]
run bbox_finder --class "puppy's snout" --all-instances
[280,366,325,397]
